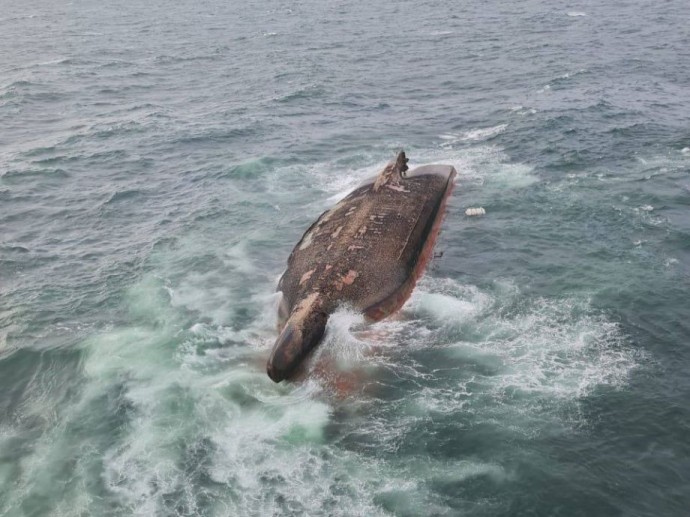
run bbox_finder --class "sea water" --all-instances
[1,0,689,515]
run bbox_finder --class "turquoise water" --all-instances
[2,0,689,515]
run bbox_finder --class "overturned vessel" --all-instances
[267,151,456,382]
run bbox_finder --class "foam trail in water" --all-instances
[3,265,643,516]
[296,144,538,210]
[438,124,508,145]
[422,145,538,189]
[76,277,383,516]
[392,277,641,431]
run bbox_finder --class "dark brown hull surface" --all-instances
[267,152,456,382]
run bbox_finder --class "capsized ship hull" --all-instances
[268,152,456,382]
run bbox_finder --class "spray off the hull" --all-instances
[267,151,456,382]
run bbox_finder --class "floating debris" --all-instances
[465,207,486,216]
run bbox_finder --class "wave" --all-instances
[439,124,508,144]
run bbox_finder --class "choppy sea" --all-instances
[2,0,690,515]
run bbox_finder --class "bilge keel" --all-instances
[267,152,456,382]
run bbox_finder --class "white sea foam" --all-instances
[70,280,355,515]
[409,145,539,191]
[320,163,381,203]
[223,239,257,274]
[275,157,382,207]
[69,277,408,516]
[408,279,494,327]
[485,300,635,399]
[462,124,508,141]
[337,276,644,435]
[567,11,587,17]
[439,124,508,145]
[278,274,640,435]
[448,146,538,189]
[665,257,679,267]
[295,143,538,219]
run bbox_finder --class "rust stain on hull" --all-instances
[267,151,457,382]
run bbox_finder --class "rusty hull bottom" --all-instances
[364,171,455,321]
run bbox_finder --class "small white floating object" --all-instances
[465,207,486,216]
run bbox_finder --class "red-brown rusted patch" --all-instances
[342,269,358,285]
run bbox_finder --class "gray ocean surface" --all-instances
[2,0,690,515]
